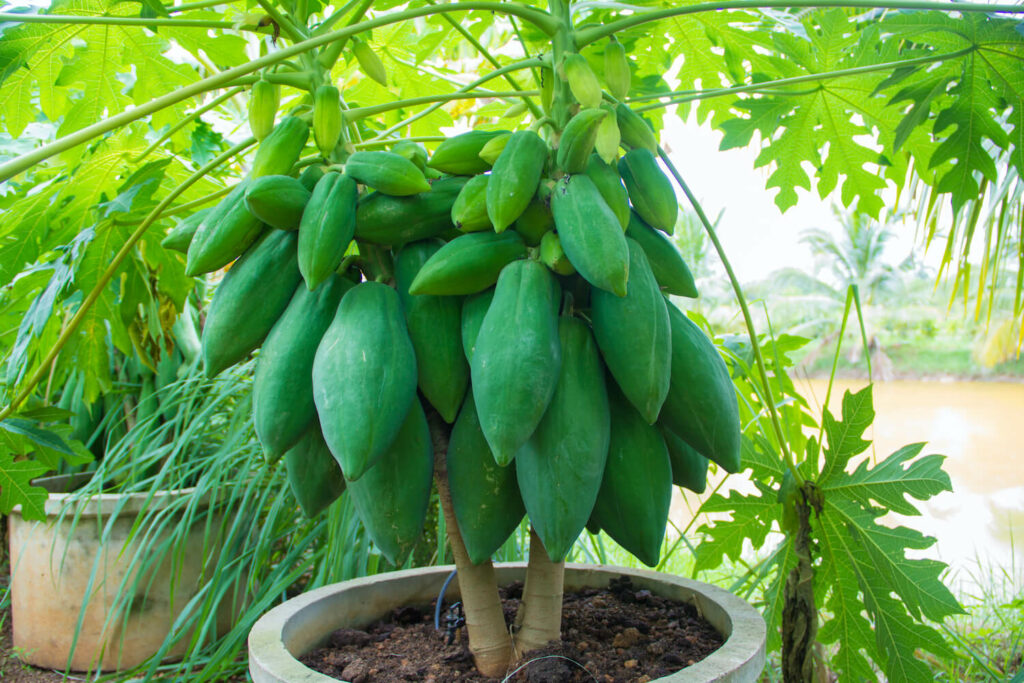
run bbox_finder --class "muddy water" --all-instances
[672,379,1024,575]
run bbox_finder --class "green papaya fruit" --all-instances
[550,174,629,297]
[513,196,554,247]
[249,116,310,179]
[460,288,494,363]
[556,108,608,174]
[563,53,602,109]
[515,317,610,562]
[313,85,343,157]
[450,173,491,232]
[162,208,209,253]
[345,399,433,565]
[540,231,575,276]
[625,212,698,298]
[201,229,301,377]
[391,140,428,172]
[298,164,325,191]
[660,425,709,494]
[661,302,741,473]
[584,155,630,230]
[448,390,526,565]
[244,175,312,230]
[344,150,431,196]
[470,260,561,465]
[604,39,630,101]
[186,182,263,277]
[298,172,358,290]
[249,79,280,141]
[395,240,469,424]
[408,231,527,296]
[253,274,352,459]
[355,176,468,246]
[285,423,347,517]
[428,130,507,176]
[591,239,670,424]
[486,130,549,232]
[477,132,511,166]
[591,386,672,567]
[594,109,621,164]
[312,281,417,481]
[352,38,387,86]
[615,104,658,154]
[618,148,677,234]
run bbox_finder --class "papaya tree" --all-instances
[1,0,1022,679]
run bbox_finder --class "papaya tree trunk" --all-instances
[513,529,564,656]
[428,409,513,677]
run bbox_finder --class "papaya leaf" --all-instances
[0,447,49,521]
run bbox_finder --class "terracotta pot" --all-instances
[248,563,766,682]
[7,473,236,672]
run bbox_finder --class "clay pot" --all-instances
[7,473,235,671]
[248,563,766,682]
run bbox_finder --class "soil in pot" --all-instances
[299,575,723,682]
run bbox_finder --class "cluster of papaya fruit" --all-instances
[163,43,741,568]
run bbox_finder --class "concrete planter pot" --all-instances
[249,563,766,682]
[7,473,234,672]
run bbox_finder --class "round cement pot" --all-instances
[8,473,235,672]
[248,563,766,682]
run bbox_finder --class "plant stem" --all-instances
[632,46,975,111]
[255,0,306,42]
[428,409,513,678]
[0,12,244,29]
[512,530,564,657]
[313,0,367,36]
[0,3,555,183]
[166,0,243,12]
[426,0,544,120]
[131,87,246,163]
[353,136,447,148]
[345,90,540,121]
[657,151,803,484]
[575,0,1024,46]
[0,138,256,422]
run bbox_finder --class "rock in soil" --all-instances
[300,575,724,682]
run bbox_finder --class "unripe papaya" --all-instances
[556,108,608,174]
[661,302,741,473]
[409,231,527,296]
[249,116,309,179]
[594,109,621,164]
[162,208,209,253]
[346,399,433,565]
[395,240,469,424]
[513,196,554,247]
[539,66,555,114]
[450,174,491,232]
[618,147,677,234]
[391,140,428,172]
[244,175,311,230]
[355,175,468,246]
[185,182,263,276]
[584,154,629,230]
[285,424,346,517]
[345,150,431,196]
[563,53,602,109]
[253,275,352,458]
[625,212,698,297]
[660,425,710,494]
[312,281,417,481]
[615,104,658,154]
[550,174,629,297]
[591,386,672,568]
[428,130,507,176]
[298,172,358,291]
[313,85,343,157]
[298,164,325,191]
[460,288,494,363]
[486,130,549,232]
[448,390,526,564]
[604,39,630,101]
[540,231,575,276]
[515,317,610,562]
[201,229,301,377]
[352,38,387,86]
[478,132,511,166]
[470,260,561,465]
[591,239,671,424]
[249,79,279,141]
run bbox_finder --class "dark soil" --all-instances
[300,576,724,682]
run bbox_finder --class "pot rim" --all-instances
[11,472,204,518]
[249,562,766,682]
